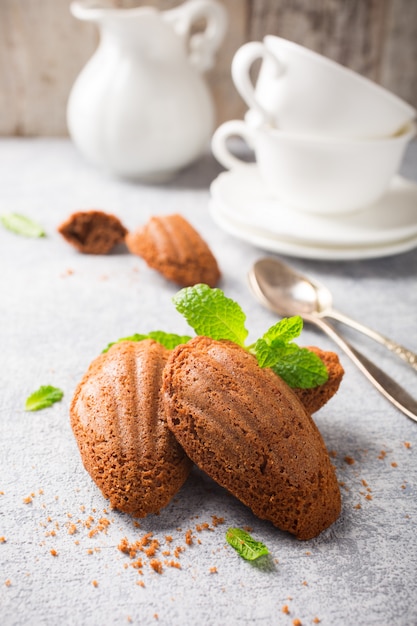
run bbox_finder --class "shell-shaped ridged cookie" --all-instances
[163,337,341,540]
[70,340,192,516]
[126,213,221,287]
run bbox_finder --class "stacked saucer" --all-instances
[209,165,417,261]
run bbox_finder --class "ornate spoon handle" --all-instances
[306,314,417,423]
[326,309,417,372]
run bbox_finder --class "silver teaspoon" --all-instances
[248,257,417,423]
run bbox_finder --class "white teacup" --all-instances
[211,120,415,214]
[232,36,416,140]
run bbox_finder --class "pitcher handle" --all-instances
[166,0,228,72]
[211,120,256,171]
[232,41,284,125]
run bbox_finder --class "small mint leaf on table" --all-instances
[0,213,45,238]
[172,284,248,346]
[25,386,64,411]
[226,528,269,561]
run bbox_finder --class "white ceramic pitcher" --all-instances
[67,0,227,181]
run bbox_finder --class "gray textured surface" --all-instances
[1,138,416,626]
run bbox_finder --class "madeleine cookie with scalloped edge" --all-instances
[163,336,341,540]
[70,340,192,516]
[126,213,221,287]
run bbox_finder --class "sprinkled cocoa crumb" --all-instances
[282,605,290,614]
[305,551,311,556]
[5,579,11,587]
[361,479,368,487]
[243,526,253,532]
[68,524,77,535]
[0,537,6,543]
[145,540,160,558]
[50,549,58,557]
[378,450,387,460]
[153,615,159,621]
[92,580,98,587]
[365,494,373,501]
[404,441,411,448]
[162,550,171,557]
[354,503,362,509]
[136,580,145,587]
[149,559,163,574]
[185,530,193,546]
[165,560,181,569]
[0,491,4,495]
[23,496,32,504]
[87,549,94,555]
[173,546,184,558]
[165,535,173,543]
[329,450,337,458]
[302,580,308,586]
[195,522,211,532]
[391,462,398,468]
[344,456,355,465]
[209,567,218,574]
[293,619,302,626]
[211,515,225,527]
[313,618,321,624]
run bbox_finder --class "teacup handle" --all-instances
[211,120,256,171]
[232,41,284,125]
[166,0,228,72]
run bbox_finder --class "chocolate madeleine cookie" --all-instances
[293,347,344,414]
[163,337,341,540]
[126,213,221,287]
[58,210,127,254]
[70,340,192,516]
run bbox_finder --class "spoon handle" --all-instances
[306,314,417,423]
[326,309,417,373]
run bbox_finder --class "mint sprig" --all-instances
[25,385,64,411]
[1,213,45,238]
[173,284,327,389]
[226,527,269,561]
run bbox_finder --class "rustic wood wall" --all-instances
[1,0,416,136]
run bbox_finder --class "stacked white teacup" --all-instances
[212,36,416,215]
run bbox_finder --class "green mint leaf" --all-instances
[102,333,149,353]
[261,316,303,345]
[173,284,248,346]
[102,332,191,353]
[147,331,191,350]
[25,385,64,411]
[1,213,46,238]
[271,347,328,389]
[226,528,269,561]
[250,337,297,368]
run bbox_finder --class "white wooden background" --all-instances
[1,0,416,136]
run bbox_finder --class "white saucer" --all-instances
[209,198,417,260]
[210,165,417,248]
